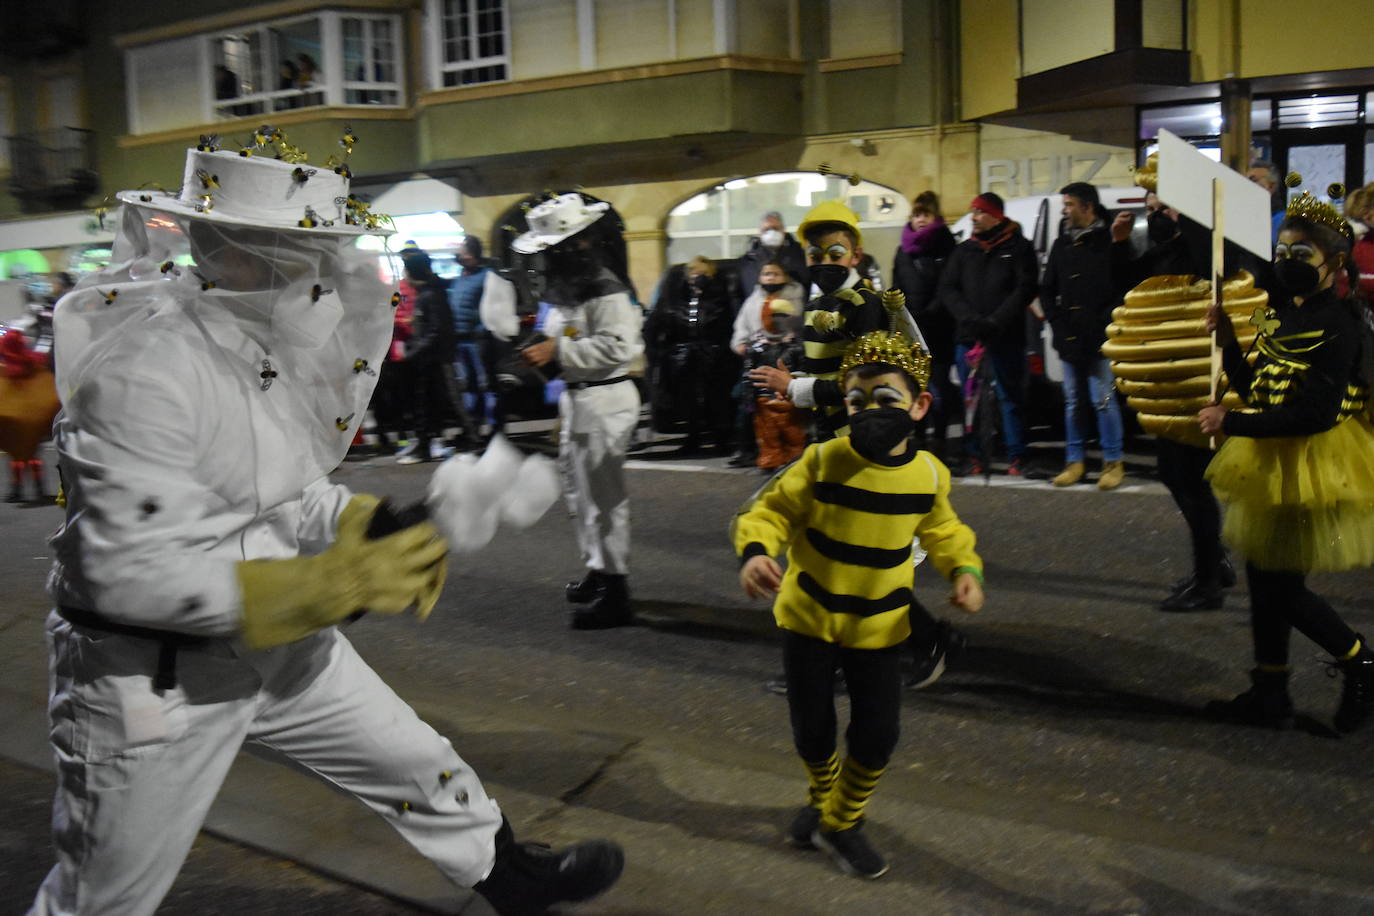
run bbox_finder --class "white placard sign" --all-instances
[1156,129,1272,260]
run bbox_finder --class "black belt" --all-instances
[566,375,630,390]
[58,605,209,692]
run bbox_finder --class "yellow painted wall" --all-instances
[1020,0,1112,75]
[737,0,792,59]
[830,0,902,58]
[1191,0,1374,83]
[959,0,1018,119]
[510,0,580,79]
[596,0,672,68]
[674,0,716,58]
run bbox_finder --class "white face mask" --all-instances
[760,229,785,248]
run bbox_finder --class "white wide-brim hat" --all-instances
[511,192,610,254]
[116,148,390,236]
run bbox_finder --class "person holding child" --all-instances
[741,297,807,471]
[733,307,984,878]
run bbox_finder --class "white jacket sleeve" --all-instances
[52,370,243,636]
[556,292,641,371]
[731,290,764,352]
[296,477,354,556]
[479,271,520,341]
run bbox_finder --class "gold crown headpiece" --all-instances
[1283,172,1352,242]
[837,289,932,389]
[1132,153,1159,193]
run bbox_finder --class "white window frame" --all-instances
[339,12,405,107]
[426,0,511,90]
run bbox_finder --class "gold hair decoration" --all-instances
[1132,153,1158,193]
[837,290,932,388]
[1286,190,1353,241]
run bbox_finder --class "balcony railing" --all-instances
[6,127,99,212]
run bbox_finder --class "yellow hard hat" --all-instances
[797,200,863,248]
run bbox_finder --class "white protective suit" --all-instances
[543,278,642,576]
[30,154,502,916]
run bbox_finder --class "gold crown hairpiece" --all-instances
[837,290,932,388]
[1283,172,1352,241]
[1132,153,1159,193]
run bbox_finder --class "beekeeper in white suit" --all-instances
[30,137,622,916]
[513,192,642,630]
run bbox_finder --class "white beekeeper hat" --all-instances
[511,192,610,254]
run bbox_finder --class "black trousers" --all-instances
[783,630,902,771]
[1156,438,1224,585]
[1246,563,1359,666]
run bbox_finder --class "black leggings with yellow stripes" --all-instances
[783,630,902,771]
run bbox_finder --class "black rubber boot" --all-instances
[571,575,632,629]
[565,570,606,604]
[473,817,624,916]
[1334,636,1374,734]
[1206,669,1295,729]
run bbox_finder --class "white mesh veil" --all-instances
[54,202,394,485]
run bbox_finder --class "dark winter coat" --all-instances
[735,234,809,301]
[1041,222,1116,365]
[892,224,957,363]
[406,278,456,366]
[938,220,1038,351]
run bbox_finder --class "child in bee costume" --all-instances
[733,309,984,879]
[29,141,622,916]
[1199,189,1374,734]
[513,192,643,630]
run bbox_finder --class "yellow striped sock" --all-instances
[819,757,884,832]
[1340,639,1363,661]
[803,752,840,808]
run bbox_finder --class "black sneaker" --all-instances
[811,822,888,879]
[473,818,625,915]
[905,620,965,689]
[1158,582,1225,612]
[785,805,820,848]
[570,576,633,629]
[565,570,606,604]
[1334,638,1374,734]
[1205,670,1295,730]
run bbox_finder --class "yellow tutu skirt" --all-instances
[1206,413,1374,573]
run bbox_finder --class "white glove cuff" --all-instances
[788,376,818,408]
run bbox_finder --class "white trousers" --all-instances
[30,614,502,916]
[558,381,639,576]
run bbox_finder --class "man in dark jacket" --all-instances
[1041,182,1125,490]
[735,210,808,301]
[938,192,1039,476]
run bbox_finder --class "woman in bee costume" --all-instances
[29,136,622,916]
[1199,185,1374,734]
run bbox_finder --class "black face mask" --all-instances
[848,407,917,461]
[1147,210,1178,244]
[761,282,785,294]
[1274,258,1324,298]
[809,263,849,295]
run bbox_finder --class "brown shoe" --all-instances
[1097,460,1126,491]
[1052,462,1085,487]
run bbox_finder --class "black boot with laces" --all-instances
[565,570,606,604]
[473,817,624,916]
[1334,635,1374,734]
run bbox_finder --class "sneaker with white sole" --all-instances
[812,822,888,879]
[785,805,820,848]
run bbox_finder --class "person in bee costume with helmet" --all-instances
[514,192,643,630]
[29,135,622,916]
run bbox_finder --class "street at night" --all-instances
[3,439,1372,914]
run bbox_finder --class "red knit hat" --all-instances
[969,193,1005,221]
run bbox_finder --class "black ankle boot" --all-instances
[571,575,632,629]
[1206,669,1295,729]
[473,817,624,916]
[1334,636,1374,734]
[565,570,606,604]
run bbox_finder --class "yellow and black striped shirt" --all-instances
[733,437,982,649]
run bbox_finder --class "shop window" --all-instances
[665,172,908,285]
[435,0,510,87]
[1276,94,1362,130]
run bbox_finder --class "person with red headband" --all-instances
[937,192,1041,477]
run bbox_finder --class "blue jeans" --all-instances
[955,343,1025,460]
[1062,357,1123,463]
[454,340,499,429]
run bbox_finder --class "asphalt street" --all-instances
[2,434,1372,915]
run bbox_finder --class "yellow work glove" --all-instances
[238,494,449,649]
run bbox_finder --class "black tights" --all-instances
[783,630,901,771]
[1246,563,1360,667]
[1156,439,1224,585]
